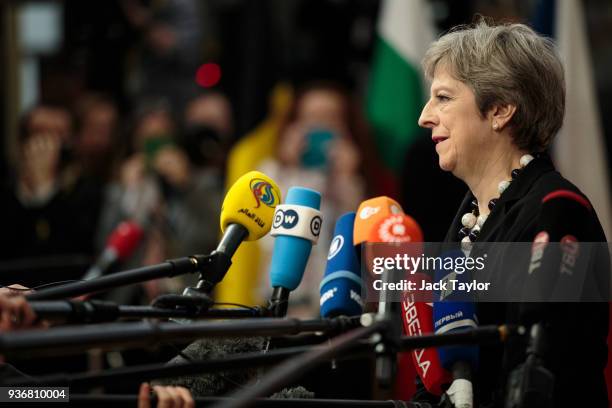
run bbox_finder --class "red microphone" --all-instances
[366,214,450,397]
[83,221,144,281]
[402,291,452,396]
[368,213,451,396]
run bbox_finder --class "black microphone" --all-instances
[509,189,598,408]
[505,323,554,408]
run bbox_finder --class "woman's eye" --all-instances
[436,95,451,102]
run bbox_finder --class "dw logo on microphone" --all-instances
[310,216,322,237]
[273,209,299,229]
[328,235,344,260]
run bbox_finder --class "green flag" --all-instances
[366,0,435,172]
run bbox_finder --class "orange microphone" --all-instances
[353,196,404,246]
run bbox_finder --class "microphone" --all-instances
[367,213,424,306]
[185,171,282,295]
[268,187,322,317]
[319,212,363,318]
[401,293,451,396]
[523,189,600,308]
[353,196,404,246]
[82,221,144,281]
[505,323,554,408]
[368,213,423,243]
[26,172,281,301]
[367,213,432,392]
[433,250,478,408]
[507,190,596,408]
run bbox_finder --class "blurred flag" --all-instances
[215,83,292,306]
[554,0,611,239]
[366,0,436,173]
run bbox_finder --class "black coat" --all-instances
[442,154,609,407]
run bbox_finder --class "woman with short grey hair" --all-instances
[417,20,608,407]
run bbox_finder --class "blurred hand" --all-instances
[138,383,194,408]
[20,133,61,195]
[153,146,191,190]
[0,295,37,332]
[277,124,307,166]
[0,284,33,297]
[121,154,147,189]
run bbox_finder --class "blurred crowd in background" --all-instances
[0,0,611,322]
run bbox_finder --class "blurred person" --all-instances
[0,105,103,286]
[257,81,378,316]
[0,105,102,376]
[73,93,124,184]
[97,100,179,300]
[98,99,222,299]
[182,91,234,172]
[121,0,203,113]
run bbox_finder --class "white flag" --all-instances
[555,0,611,239]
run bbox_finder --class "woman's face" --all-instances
[297,89,346,133]
[418,66,492,178]
[79,105,117,154]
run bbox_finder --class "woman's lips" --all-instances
[432,136,449,144]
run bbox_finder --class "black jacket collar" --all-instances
[445,154,556,242]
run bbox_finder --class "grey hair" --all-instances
[422,20,565,152]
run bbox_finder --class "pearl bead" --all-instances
[498,180,511,195]
[461,236,473,253]
[488,198,498,211]
[511,169,520,179]
[461,213,477,228]
[520,154,534,167]
[477,214,488,228]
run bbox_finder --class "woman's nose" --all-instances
[418,99,437,129]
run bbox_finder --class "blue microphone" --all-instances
[433,250,478,408]
[319,212,364,318]
[268,187,322,317]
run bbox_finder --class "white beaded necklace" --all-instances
[459,154,534,252]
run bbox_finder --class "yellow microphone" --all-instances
[220,170,281,242]
[189,171,281,295]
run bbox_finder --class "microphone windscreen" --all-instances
[320,212,363,317]
[159,337,266,397]
[353,197,403,245]
[220,171,281,241]
[269,187,322,291]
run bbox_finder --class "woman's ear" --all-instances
[489,104,517,131]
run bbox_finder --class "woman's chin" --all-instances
[437,156,455,172]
